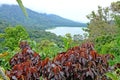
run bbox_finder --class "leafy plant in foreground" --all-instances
[40,42,114,80]
[6,41,115,80]
[7,41,41,80]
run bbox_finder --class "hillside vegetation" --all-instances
[0,5,86,30]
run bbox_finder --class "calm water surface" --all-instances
[46,27,87,36]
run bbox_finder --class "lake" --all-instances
[46,27,87,36]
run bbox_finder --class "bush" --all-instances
[40,42,114,80]
[6,42,115,80]
[7,41,41,80]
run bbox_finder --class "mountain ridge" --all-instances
[0,4,87,30]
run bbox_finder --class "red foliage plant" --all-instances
[7,41,41,80]
[40,42,114,80]
[7,41,114,80]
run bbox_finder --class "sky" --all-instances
[0,0,118,23]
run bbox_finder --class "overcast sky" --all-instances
[0,0,118,22]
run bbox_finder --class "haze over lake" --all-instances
[46,27,87,36]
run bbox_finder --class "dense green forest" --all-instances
[0,5,86,30]
[0,1,120,80]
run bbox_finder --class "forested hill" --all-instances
[0,4,87,30]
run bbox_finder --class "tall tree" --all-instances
[111,1,120,27]
[86,6,117,41]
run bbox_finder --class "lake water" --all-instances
[46,27,87,36]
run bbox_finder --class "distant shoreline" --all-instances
[47,26,87,30]
[46,26,87,37]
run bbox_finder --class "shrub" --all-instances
[7,41,41,80]
[40,42,114,80]
[6,42,114,80]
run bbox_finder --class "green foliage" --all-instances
[114,15,120,27]
[94,35,120,66]
[37,40,61,60]
[39,76,44,80]
[62,34,73,50]
[27,39,38,52]
[0,51,18,70]
[0,25,29,51]
[86,6,117,41]
[61,33,80,51]
[86,1,120,67]
[94,35,115,53]
[28,32,82,60]
[29,30,63,44]
[0,20,9,33]
[87,6,110,23]
[106,69,120,80]
[0,25,29,69]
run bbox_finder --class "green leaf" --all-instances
[16,0,28,17]
[106,72,119,80]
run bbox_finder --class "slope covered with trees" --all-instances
[0,5,86,30]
